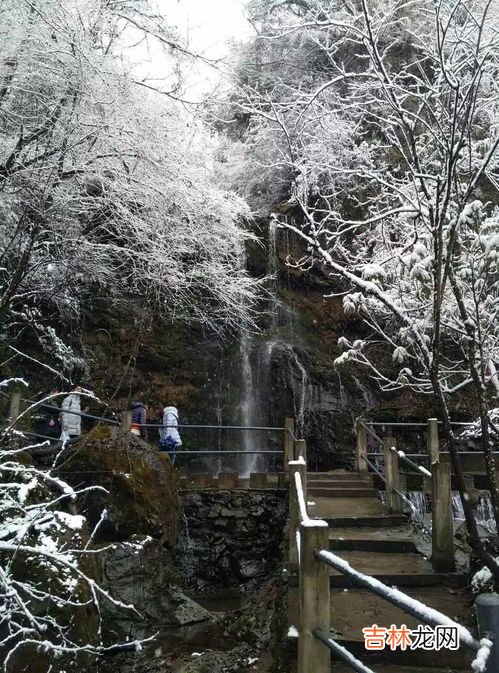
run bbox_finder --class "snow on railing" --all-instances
[472,639,493,672]
[313,628,375,673]
[315,549,480,651]
[362,454,423,525]
[288,450,497,673]
[391,446,432,478]
[360,422,441,541]
[294,467,309,523]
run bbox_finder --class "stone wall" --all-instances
[176,490,288,593]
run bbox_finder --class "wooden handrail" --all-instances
[355,418,455,572]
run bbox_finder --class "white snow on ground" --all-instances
[471,558,499,593]
[57,512,85,530]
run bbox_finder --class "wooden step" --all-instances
[288,549,466,588]
[308,497,408,527]
[325,550,465,588]
[331,663,470,672]
[308,472,373,482]
[329,527,416,553]
[307,475,372,487]
[308,480,374,489]
[309,487,378,498]
[323,515,409,527]
[289,586,473,668]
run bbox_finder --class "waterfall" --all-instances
[268,220,279,279]
[451,491,465,521]
[453,491,496,533]
[240,336,280,476]
[237,220,314,474]
[406,491,430,520]
[351,375,377,412]
[476,493,497,533]
[280,343,309,436]
[240,331,258,476]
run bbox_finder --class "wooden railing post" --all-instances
[431,461,455,572]
[424,419,440,495]
[284,418,295,470]
[288,458,306,567]
[427,417,455,571]
[427,418,439,462]
[295,438,307,463]
[356,420,368,472]
[8,391,21,423]
[298,520,330,673]
[383,436,403,514]
[121,410,132,432]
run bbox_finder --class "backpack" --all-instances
[159,435,177,452]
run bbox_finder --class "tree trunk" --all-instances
[479,414,499,534]
[431,375,499,582]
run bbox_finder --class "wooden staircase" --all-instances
[288,470,474,672]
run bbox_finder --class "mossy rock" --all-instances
[57,431,180,545]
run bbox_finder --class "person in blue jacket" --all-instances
[130,400,147,439]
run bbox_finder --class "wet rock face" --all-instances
[177,490,287,592]
[99,535,211,641]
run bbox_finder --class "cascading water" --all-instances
[280,343,309,436]
[240,331,257,476]
[175,512,201,588]
[239,337,278,475]
[451,492,465,521]
[380,490,430,526]
[476,492,497,533]
[406,491,430,521]
[239,220,312,474]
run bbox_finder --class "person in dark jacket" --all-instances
[33,388,61,442]
[130,400,147,438]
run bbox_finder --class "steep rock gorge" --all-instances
[69,217,471,472]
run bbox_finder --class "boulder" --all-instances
[58,430,180,544]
